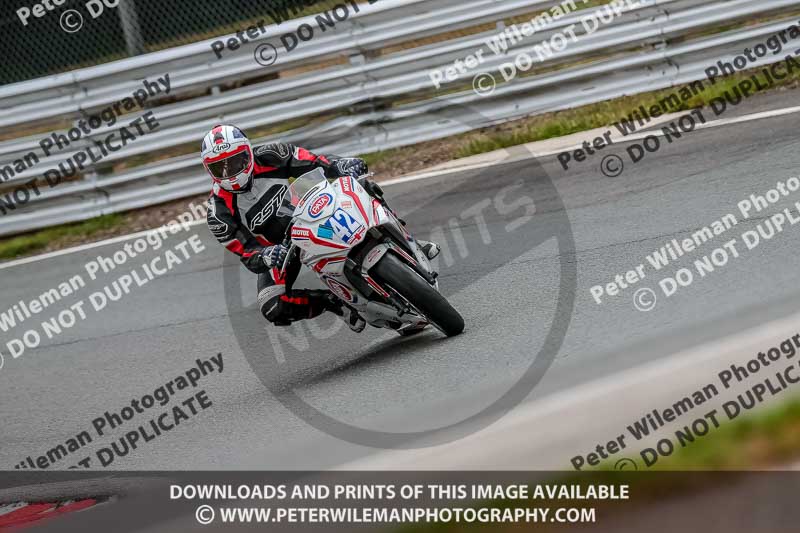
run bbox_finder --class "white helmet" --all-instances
[201,124,254,193]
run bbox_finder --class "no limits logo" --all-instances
[223,103,578,450]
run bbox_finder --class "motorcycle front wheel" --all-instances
[372,253,465,337]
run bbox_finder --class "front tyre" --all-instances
[372,253,465,337]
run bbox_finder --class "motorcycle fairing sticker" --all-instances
[317,221,335,239]
[330,208,364,244]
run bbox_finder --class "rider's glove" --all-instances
[262,244,288,270]
[335,158,368,178]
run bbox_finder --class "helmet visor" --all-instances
[207,150,250,180]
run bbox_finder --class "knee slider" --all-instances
[258,285,285,321]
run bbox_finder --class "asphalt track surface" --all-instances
[1,90,799,472]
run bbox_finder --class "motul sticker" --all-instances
[292,227,311,239]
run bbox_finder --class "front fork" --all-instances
[362,183,438,283]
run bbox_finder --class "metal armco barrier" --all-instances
[1,0,798,236]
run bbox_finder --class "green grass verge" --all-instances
[4,60,798,262]
[643,395,800,470]
[395,395,800,533]
[0,214,124,260]
[361,147,410,169]
[455,66,800,159]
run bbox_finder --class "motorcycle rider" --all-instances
[202,124,439,330]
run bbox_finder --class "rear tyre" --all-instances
[372,253,464,337]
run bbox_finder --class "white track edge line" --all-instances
[2,104,797,271]
[341,309,800,469]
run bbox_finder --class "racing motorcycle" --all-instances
[276,168,464,337]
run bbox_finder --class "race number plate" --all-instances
[329,208,364,244]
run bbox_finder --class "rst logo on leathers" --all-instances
[248,186,287,232]
[308,193,333,219]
